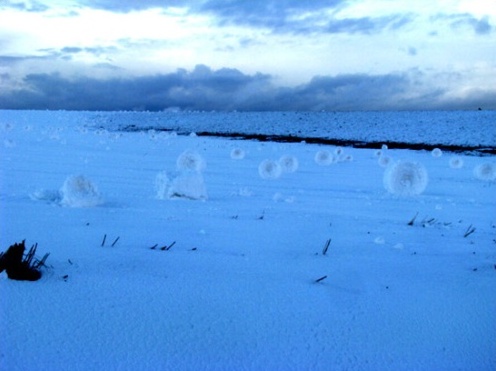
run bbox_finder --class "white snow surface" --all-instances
[1,110,495,371]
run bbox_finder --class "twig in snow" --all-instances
[314,275,328,283]
[101,234,107,247]
[149,244,158,250]
[422,217,437,227]
[463,225,476,238]
[407,212,418,226]
[111,236,120,247]
[160,241,176,251]
[322,239,331,255]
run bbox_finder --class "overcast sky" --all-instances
[1,0,495,111]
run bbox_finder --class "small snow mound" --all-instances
[314,150,334,166]
[156,171,208,200]
[374,236,385,244]
[381,144,388,151]
[383,160,429,196]
[230,148,246,160]
[237,187,253,197]
[60,175,103,207]
[278,155,299,173]
[431,148,443,158]
[449,156,464,169]
[168,171,208,200]
[30,189,61,203]
[378,156,393,168]
[155,171,171,200]
[258,159,282,180]
[339,154,353,162]
[473,162,496,181]
[176,150,206,172]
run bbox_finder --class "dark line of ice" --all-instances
[119,125,496,156]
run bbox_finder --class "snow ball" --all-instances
[60,175,102,207]
[230,148,246,160]
[431,148,443,158]
[314,150,334,166]
[278,155,299,173]
[168,171,208,200]
[378,156,393,168]
[449,156,464,169]
[473,162,496,181]
[383,160,429,196]
[381,144,388,151]
[176,150,206,172]
[258,159,282,180]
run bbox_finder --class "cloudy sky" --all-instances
[1,0,495,111]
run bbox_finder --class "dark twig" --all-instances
[464,225,476,238]
[101,234,107,247]
[111,236,120,247]
[407,212,418,226]
[322,239,331,255]
[314,275,328,283]
[161,241,176,251]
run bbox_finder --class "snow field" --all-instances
[1,111,495,371]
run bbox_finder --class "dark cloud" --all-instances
[199,0,342,28]
[325,14,413,34]
[1,65,494,111]
[435,13,493,35]
[198,0,412,34]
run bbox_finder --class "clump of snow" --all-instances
[30,189,61,203]
[236,187,253,197]
[278,155,299,173]
[156,170,208,200]
[230,147,246,160]
[60,175,103,207]
[258,159,282,179]
[314,150,335,166]
[431,148,443,158]
[340,154,353,162]
[176,150,206,171]
[473,162,496,181]
[383,160,429,196]
[374,236,386,244]
[157,149,209,200]
[155,171,171,200]
[168,171,208,200]
[378,155,393,168]
[449,156,464,169]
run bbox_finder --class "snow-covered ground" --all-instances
[1,110,495,370]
